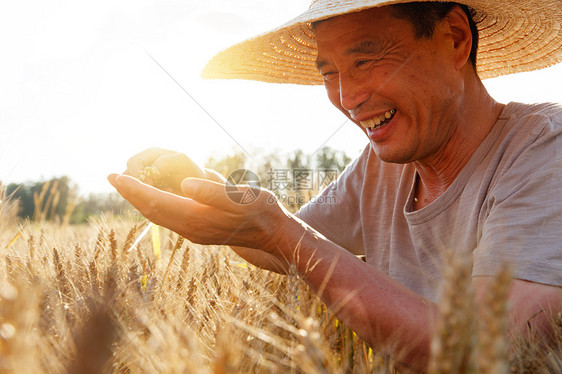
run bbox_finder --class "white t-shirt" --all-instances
[297,102,562,302]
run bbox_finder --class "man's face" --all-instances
[315,6,463,164]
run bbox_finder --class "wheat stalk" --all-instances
[428,250,475,374]
[477,266,511,374]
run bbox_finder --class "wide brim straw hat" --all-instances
[201,0,562,85]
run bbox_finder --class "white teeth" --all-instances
[360,109,397,129]
[362,119,374,128]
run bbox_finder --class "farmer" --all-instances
[109,0,562,371]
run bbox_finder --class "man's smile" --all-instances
[359,109,397,130]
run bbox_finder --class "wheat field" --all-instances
[0,214,560,373]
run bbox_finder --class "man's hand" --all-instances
[115,147,291,272]
[107,174,287,252]
[124,148,210,194]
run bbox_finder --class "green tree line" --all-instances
[206,146,353,211]
[2,146,355,224]
[3,177,132,225]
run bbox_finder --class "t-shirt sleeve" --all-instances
[473,107,562,286]
[295,145,369,255]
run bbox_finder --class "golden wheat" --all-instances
[0,217,560,373]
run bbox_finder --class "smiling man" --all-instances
[109,1,562,371]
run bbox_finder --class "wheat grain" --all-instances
[108,229,118,262]
[428,250,475,374]
[121,224,139,255]
[477,266,511,374]
[52,248,72,301]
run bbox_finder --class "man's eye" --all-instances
[322,72,338,82]
[356,59,374,68]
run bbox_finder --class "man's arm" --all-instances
[474,277,562,342]
[108,174,437,370]
[277,215,437,370]
[229,245,289,273]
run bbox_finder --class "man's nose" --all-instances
[338,72,371,112]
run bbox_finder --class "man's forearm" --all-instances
[230,245,289,274]
[271,216,436,371]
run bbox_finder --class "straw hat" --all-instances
[201,0,562,85]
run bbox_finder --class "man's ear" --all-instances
[445,6,473,71]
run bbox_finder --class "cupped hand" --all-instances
[124,147,206,194]
[107,174,287,253]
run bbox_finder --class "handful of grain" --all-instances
[139,167,171,191]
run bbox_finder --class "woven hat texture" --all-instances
[202,0,562,85]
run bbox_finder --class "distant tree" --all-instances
[315,147,352,172]
[205,151,247,178]
[6,177,75,222]
[0,182,20,227]
[4,177,133,224]
[286,149,311,170]
[6,183,33,219]
[71,192,133,224]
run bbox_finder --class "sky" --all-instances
[1,0,561,195]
